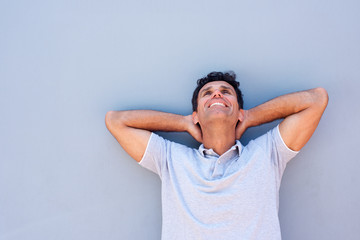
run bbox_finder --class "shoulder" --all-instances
[142,132,195,159]
[139,132,197,175]
[248,125,298,158]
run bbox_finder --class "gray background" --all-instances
[1,0,359,239]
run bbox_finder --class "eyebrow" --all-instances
[200,85,234,95]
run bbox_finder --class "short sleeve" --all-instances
[138,132,168,177]
[272,124,299,164]
[253,124,299,176]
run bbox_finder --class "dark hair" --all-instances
[191,71,244,112]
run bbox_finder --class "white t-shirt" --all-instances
[139,125,298,240]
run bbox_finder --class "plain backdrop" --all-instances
[1,0,359,239]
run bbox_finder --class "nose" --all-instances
[212,89,223,98]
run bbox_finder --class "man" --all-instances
[105,71,328,240]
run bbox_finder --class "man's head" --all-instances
[191,71,243,112]
[191,71,244,129]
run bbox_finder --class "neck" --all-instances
[201,122,237,156]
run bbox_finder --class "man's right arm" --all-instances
[235,88,328,151]
[105,110,202,162]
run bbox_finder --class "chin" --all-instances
[205,113,236,124]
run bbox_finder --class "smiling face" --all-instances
[192,81,242,128]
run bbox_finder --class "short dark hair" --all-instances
[191,71,244,112]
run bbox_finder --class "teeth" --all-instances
[210,102,225,107]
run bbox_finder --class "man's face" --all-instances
[193,81,241,127]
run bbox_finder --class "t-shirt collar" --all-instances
[198,140,242,157]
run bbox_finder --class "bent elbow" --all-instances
[105,111,116,130]
[312,87,329,109]
[105,111,127,131]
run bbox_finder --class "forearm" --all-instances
[244,88,328,128]
[106,110,189,132]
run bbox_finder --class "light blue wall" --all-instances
[1,0,359,239]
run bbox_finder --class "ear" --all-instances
[238,109,245,122]
[192,111,199,125]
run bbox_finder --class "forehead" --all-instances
[199,81,235,92]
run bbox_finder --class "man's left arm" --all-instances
[236,87,329,151]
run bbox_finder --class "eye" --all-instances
[203,91,211,96]
[221,90,230,94]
